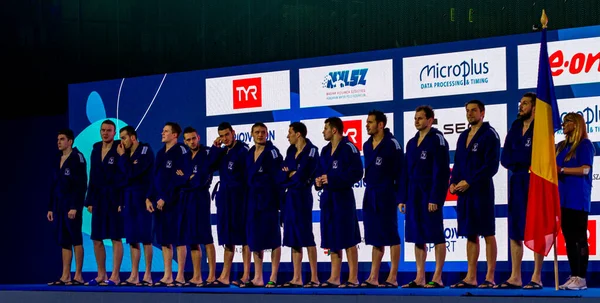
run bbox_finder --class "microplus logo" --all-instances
[233,77,262,109]
[419,59,490,89]
[403,47,506,99]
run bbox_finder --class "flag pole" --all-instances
[540,9,560,291]
[554,240,558,290]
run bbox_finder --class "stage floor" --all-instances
[1,284,598,303]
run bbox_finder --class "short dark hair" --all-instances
[165,122,182,138]
[119,125,137,137]
[251,122,268,132]
[218,122,233,132]
[289,122,307,138]
[58,129,75,142]
[523,92,537,107]
[101,119,116,130]
[368,110,387,127]
[325,117,344,133]
[415,105,435,120]
[465,99,485,112]
[183,126,198,135]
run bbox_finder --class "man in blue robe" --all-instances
[145,122,190,287]
[207,122,251,287]
[47,129,87,286]
[315,117,363,288]
[84,120,125,286]
[496,93,541,289]
[449,100,500,289]
[278,122,320,288]
[179,127,216,287]
[400,106,449,289]
[361,110,403,288]
[117,125,154,286]
[241,123,283,288]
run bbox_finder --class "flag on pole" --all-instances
[524,10,562,257]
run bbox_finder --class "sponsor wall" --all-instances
[68,25,600,272]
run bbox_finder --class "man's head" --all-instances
[465,100,485,126]
[57,129,75,151]
[287,122,307,145]
[366,110,386,136]
[183,126,200,151]
[323,117,344,142]
[518,92,536,120]
[217,122,236,148]
[251,122,268,146]
[100,120,116,143]
[119,125,137,149]
[162,122,182,144]
[414,105,435,131]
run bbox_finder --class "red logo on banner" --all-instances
[233,77,262,109]
[343,120,362,151]
[557,220,596,256]
[549,50,600,77]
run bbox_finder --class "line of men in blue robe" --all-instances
[48,98,540,289]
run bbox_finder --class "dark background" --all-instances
[0,0,598,284]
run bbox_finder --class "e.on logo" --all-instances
[343,120,362,151]
[549,50,600,77]
[556,220,597,256]
[233,77,262,109]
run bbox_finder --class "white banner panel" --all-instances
[405,218,508,262]
[206,71,290,116]
[518,37,600,89]
[403,47,507,99]
[299,60,394,108]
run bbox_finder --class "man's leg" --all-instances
[248,250,264,287]
[216,245,234,285]
[190,244,203,284]
[404,244,426,287]
[323,250,342,286]
[73,245,84,282]
[307,246,319,285]
[523,252,544,288]
[128,243,141,284]
[291,247,303,285]
[483,235,497,285]
[205,244,216,282]
[108,239,123,284]
[92,240,108,282]
[432,243,446,285]
[504,239,523,286]
[159,244,174,284]
[341,246,359,287]
[174,245,187,284]
[453,236,478,287]
[385,244,400,286]
[141,243,153,284]
[267,247,281,287]
[363,246,384,286]
[61,247,73,282]
[241,245,251,284]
